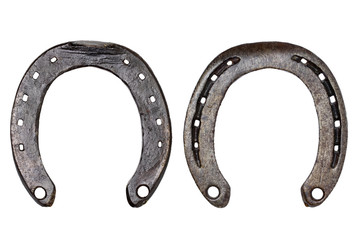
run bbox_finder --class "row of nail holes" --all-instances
[129,59,164,148]
[126,59,164,147]
[194,60,234,131]
[16,58,58,151]
[18,57,164,152]
[299,57,341,154]
[192,60,234,150]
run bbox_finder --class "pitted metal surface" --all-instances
[11,41,172,207]
[184,42,347,208]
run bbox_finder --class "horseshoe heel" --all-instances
[11,41,172,207]
[184,42,347,208]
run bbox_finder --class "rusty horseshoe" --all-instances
[11,41,172,207]
[184,42,347,208]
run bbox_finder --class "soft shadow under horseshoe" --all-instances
[11,41,172,207]
[184,42,347,208]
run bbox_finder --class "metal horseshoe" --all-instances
[11,41,172,207]
[184,42,347,208]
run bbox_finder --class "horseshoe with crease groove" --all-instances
[184,42,347,208]
[11,41,172,207]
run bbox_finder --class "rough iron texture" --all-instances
[184,42,347,208]
[11,41,172,207]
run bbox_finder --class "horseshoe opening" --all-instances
[11,41,172,207]
[184,42,347,208]
[39,67,141,203]
[214,69,319,203]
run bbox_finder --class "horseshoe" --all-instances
[11,41,172,207]
[184,42,347,208]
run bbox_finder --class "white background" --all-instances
[0,0,359,239]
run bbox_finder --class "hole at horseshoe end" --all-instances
[311,188,324,200]
[207,186,220,199]
[214,69,318,206]
[39,67,142,205]
[137,185,150,198]
[34,187,47,200]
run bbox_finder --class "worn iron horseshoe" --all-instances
[11,41,171,207]
[184,42,347,208]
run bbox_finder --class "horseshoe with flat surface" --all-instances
[184,42,347,208]
[11,41,172,207]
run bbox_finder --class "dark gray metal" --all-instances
[11,41,172,207]
[184,42,347,208]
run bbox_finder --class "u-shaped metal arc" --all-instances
[184,42,347,208]
[11,41,172,207]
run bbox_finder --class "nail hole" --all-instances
[34,187,47,200]
[156,118,162,125]
[22,94,28,102]
[334,145,339,152]
[210,74,218,81]
[19,144,24,151]
[32,72,39,80]
[137,185,149,198]
[227,60,233,66]
[17,119,24,126]
[311,187,324,200]
[158,141,163,148]
[318,73,326,81]
[200,97,206,104]
[149,96,156,103]
[330,96,336,103]
[335,120,340,128]
[139,73,145,80]
[194,142,199,149]
[194,119,200,127]
[301,58,307,64]
[207,186,220,199]
[50,57,57,63]
[123,59,130,65]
